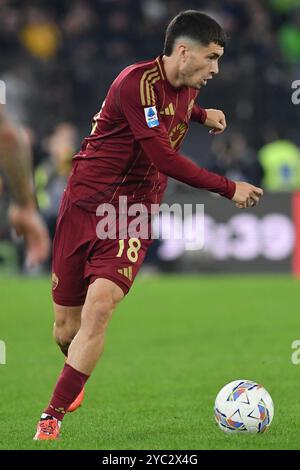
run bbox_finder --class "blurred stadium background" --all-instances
[1,0,300,450]
[1,0,300,274]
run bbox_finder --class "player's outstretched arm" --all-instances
[140,135,236,198]
[0,105,50,267]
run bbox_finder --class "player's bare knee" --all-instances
[53,321,78,350]
[53,304,82,346]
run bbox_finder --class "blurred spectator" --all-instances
[208,131,263,186]
[268,0,300,14]
[20,7,61,60]
[1,62,34,126]
[278,9,300,64]
[35,123,77,239]
[258,137,300,191]
[0,4,22,61]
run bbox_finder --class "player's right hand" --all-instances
[232,181,263,209]
[8,203,50,268]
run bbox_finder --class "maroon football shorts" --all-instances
[52,192,153,306]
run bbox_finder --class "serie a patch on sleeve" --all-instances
[144,106,159,128]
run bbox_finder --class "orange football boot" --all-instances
[33,417,61,440]
[67,387,85,413]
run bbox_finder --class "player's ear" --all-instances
[177,44,188,62]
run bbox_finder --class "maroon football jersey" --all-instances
[67,55,235,212]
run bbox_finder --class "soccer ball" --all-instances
[214,379,274,434]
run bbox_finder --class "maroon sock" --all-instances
[44,363,89,421]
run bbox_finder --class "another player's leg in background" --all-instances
[34,278,124,440]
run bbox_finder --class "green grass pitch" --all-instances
[0,274,299,450]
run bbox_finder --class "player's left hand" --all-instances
[204,109,226,135]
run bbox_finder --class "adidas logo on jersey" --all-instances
[117,267,133,281]
[160,103,175,116]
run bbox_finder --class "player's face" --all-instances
[178,42,224,90]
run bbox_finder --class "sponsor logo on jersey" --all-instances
[144,106,159,128]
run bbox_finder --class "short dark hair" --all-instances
[163,10,226,56]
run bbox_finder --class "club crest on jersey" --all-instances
[144,106,159,128]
